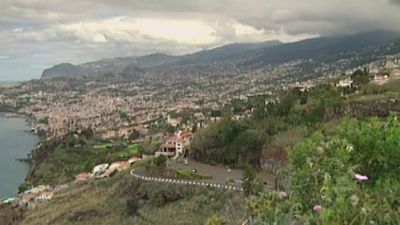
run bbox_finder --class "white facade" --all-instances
[92,163,109,174]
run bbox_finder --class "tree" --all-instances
[276,93,296,116]
[242,167,263,197]
[128,129,141,141]
[351,68,372,87]
[153,155,167,168]
[253,98,267,120]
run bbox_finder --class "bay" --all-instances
[0,114,38,197]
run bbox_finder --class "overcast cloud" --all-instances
[1,0,400,80]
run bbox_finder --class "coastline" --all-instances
[0,113,40,197]
[0,112,38,134]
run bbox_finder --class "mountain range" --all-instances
[41,30,400,80]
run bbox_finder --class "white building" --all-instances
[92,163,109,174]
[337,78,354,88]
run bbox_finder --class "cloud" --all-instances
[0,55,11,60]
[0,0,400,80]
[3,15,304,49]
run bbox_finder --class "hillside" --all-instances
[246,30,400,65]
[3,172,246,225]
[41,31,400,80]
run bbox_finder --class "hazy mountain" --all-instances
[173,40,282,65]
[41,31,400,79]
[41,63,89,79]
[41,41,280,79]
[135,53,179,67]
[41,54,177,79]
[245,30,400,66]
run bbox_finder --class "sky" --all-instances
[1,0,400,81]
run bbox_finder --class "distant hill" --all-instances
[174,40,282,65]
[41,63,89,79]
[245,30,400,66]
[40,40,281,79]
[41,31,400,79]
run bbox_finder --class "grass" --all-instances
[113,144,139,158]
[93,143,113,149]
[19,172,246,225]
[27,139,141,186]
[175,169,212,180]
[269,126,309,148]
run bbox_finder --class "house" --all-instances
[75,172,93,182]
[239,95,249,101]
[21,194,35,204]
[167,114,182,127]
[92,163,109,174]
[157,140,176,157]
[109,161,130,171]
[337,77,354,88]
[156,132,193,158]
[35,191,54,202]
[371,75,389,85]
[28,185,51,194]
[53,184,69,192]
[194,112,205,120]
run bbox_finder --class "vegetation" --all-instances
[17,173,246,225]
[175,169,212,180]
[27,134,141,185]
[15,69,400,224]
[191,118,264,167]
[0,205,24,225]
[248,117,400,224]
[205,214,227,225]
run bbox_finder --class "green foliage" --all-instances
[153,155,167,168]
[359,78,400,96]
[149,121,175,134]
[139,143,160,155]
[28,137,140,185]
[251,117,400,224]
[18,174,246,225]
[269,126,309,148]
[205,215,226,225]
[191,118,264,167]
[126,198,139,216]
[242,167,263,197]
[128,130,141,141]
[18,182,30,194]
[248,192,295,224]
[351,68,372,86]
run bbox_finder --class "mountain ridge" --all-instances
[41,31,400,79]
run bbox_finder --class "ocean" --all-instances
[0,114,38,197]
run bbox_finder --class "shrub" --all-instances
[205,215,226,225]
[251,117,400,224]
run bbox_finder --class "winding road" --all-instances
[130,160,275,191]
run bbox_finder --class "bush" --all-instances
[205,215,226,225]
[251,117,400,224]
[149,185,184,207]
[191,118,263,167]
[153,155,167,168]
